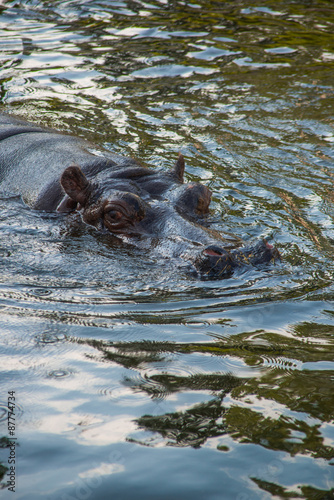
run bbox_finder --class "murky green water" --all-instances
[0,1,333,499]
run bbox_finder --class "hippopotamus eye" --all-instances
[103,203,134,233]
[105,209,122,221]
[103,208,128,229]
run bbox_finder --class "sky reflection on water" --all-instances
[0,1,334,499]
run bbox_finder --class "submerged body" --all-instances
[0,113,279,277]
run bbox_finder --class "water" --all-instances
[0,1,333,498]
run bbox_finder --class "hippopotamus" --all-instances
[0,112,279,278]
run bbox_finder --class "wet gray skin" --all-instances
[0,113,279,278]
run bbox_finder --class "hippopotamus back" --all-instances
[0,113,141,210]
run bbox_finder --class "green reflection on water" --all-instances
[0,0,334,498]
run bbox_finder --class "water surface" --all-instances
[0,1,333,499]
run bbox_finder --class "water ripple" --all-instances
[47,369,73,379]
[0,2,333,498]
[35,332,67,345]
[0,401,24,423]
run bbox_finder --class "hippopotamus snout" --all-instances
[195,240,280,278]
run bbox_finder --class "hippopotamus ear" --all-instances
[60,165,91,207]
[172,153,185,183]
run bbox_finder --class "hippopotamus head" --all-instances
[59,154,211,229]
[0,113,279,278]
[59,154,279,278]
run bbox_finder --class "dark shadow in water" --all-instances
[0,437,17,490]
[132,380,237,449]
[253,478,334,500]
[78,336,334,462]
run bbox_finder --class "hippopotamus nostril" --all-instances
[194,244,235,278]
[203,245,225,257]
